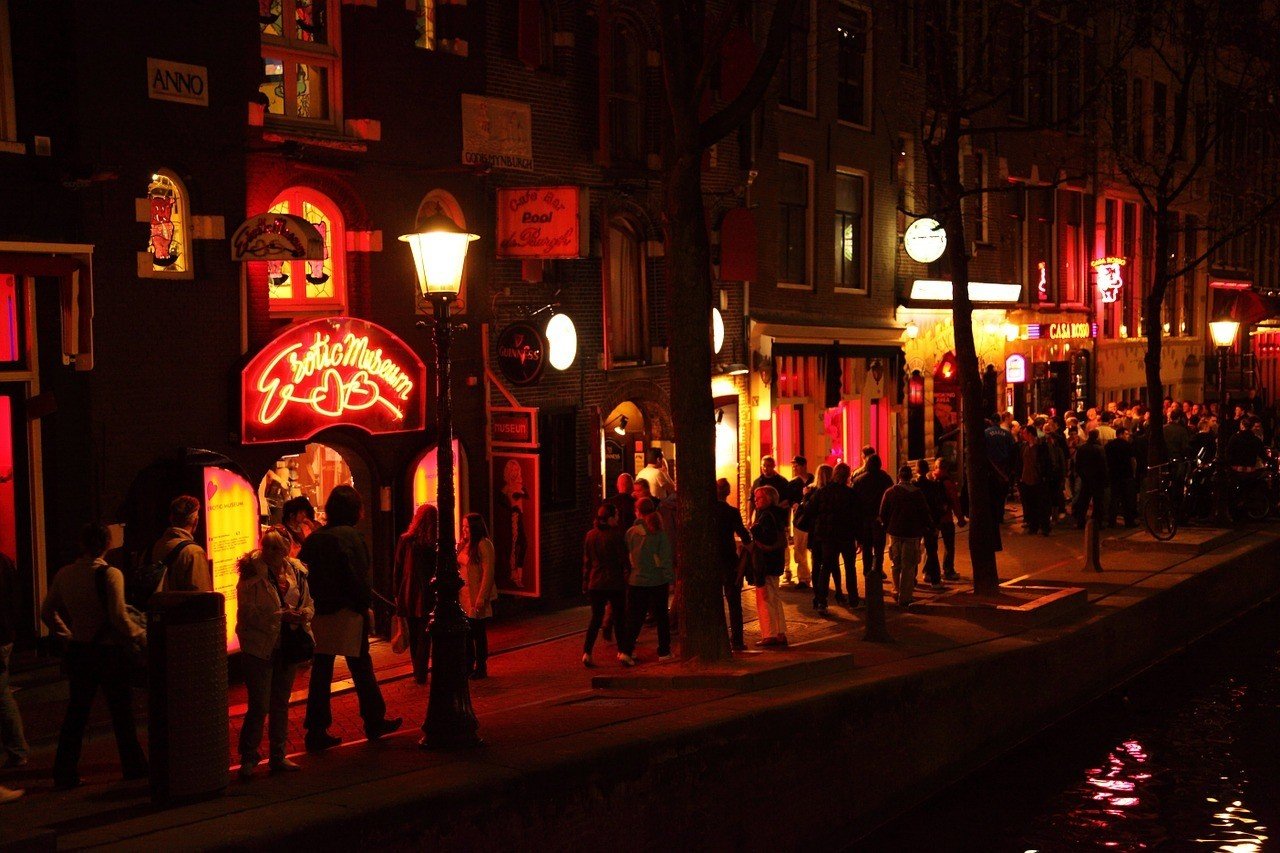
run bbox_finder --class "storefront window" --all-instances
[0,275,20,364]
[145,170,190,276]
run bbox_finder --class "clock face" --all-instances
[904,218,948,264]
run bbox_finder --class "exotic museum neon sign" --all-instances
[241,317,426,444]
[1092,256,1126,304]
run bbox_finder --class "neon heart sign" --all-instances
[241,317,426,444]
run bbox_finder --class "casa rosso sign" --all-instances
[495,186,588,259]
[241,317,426,444]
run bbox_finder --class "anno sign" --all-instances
[496,186,588,259]
[241,317,426,444]
[230,214,326,262]
[147,58,209,107]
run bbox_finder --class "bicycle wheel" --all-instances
[1242,481,1271,522]
[1143,491,1177,540]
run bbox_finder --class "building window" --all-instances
[604,218,647,365]
[836,3,871,127]
[259,0,340,128]
[0,0,16,145]
[517,0,556,70]
[608,22,645,167]
[145,170,191,276]
[266,187,346,314]
[968,150,989,243]
[1152,81,1167,154]
[778,157,811,287]
[834,169,867,292]
[898,0,917,67]
[1131,78,1145,156]
[779,0,812,111]
[895,134,914,235]
[1056,188,1086,304]
[416,0,436,49]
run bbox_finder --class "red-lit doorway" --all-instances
[0,385,33,644]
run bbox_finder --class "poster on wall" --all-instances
[461,94,533,171]
[203,466,260,653]
[491,452,539,598]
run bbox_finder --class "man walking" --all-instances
[1106,426,1138,527]
[810,463,858,611]
[850,455,893,581]
[879,466,934,607]
[301,486,402,752]
[917,459,960,588]
[712,478,752,650]
[153,495,212,592]
[788,456,814,590]
[1073,429,1110,529]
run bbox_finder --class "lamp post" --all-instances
[1208,319,1240,527]
[400,213,481,749]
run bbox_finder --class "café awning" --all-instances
[1212,288,1280,326]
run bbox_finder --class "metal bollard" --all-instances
[147,592,229,805]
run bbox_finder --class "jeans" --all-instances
[818,541,859,606]
[466,618,489,675]
[305,650,387,737]
[888,536,923,606]
[406,616,431,683]
[54,643,147,785]
[585,590,627,654]
[1073,481,1110,527]
[721,571,745,647]
[923,522,957,584]
[753,575,787,640]
[621,584,670,657]
[238,649,298,765]
[791,529,811,584]
[0,644,28,762]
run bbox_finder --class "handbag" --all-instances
[271,567,315,665]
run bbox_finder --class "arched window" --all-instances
[608,22,644,167]
[415,189,470,313]
[145,169,192,277]
[266,186,346,313]
[604,217,647,366]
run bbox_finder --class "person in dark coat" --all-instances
[1105,426,1138,528]
[916,459,954,587]
[392,503,438,684]
[608,473,637,532]
[582,504,629,666]
[879,465,935,607]
[712,478,752,650]
[850,455,893,581]
[810,463,859,611]
[1072,430,1110,529]
[301,486,401,752]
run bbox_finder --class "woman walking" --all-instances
[581,504,628,666]
[235,529,314,778]
[618,498,674,666]
[750,486,789,647]
[393,503,438,684]
[458,513,497,679]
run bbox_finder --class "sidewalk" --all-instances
[1,515,1271,850]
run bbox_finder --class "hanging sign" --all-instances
[1005,354,1027,384]
[495,322,546,386]
[495,186,588,258]
[903,218,948,264]
[491,406,539,449]
[147,58,209,107]
[230,213,326,262]
[1092,256,1126,304]
[241,317,426,444]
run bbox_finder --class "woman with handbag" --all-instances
[457,513,498,679]
[392,503,438,684]
[235,529,315,778]
[750,486,789,647]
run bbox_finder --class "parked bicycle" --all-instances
[1141,461,1179,541]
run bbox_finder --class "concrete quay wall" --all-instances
[267,534,1280,851]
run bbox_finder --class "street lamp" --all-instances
[400,213,481,750]
[1208,319,1239,527]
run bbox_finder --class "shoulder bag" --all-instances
[271,567,315,665]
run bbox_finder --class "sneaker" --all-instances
[269,758,302,773]
[657,653,675,662]
[582,653,594,668]
[305,731,342,753]
[238,761,258,781]
[0,786,23,804]
[366,718,403,741]
[617,652,635,667]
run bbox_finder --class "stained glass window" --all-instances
[146,170,190,275]
[416,0,436,50]
[259,0,338,126]
[266,187,345,312]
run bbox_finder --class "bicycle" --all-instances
[1140,462,1179,541]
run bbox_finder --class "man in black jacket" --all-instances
[809,463,859,612]
[850,455,893,581]
[1072,430,1110,529]
[713,479,752,650]
[302,486,401,752]
[1105,426,1138,527]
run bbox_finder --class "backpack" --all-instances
[127,540,194,607]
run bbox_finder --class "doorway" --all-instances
[0,386,32,644]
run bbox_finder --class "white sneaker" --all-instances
[582,653,594,668]
[616,652,635,667]
[0,785,23,804]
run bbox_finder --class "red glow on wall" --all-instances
[241,317,426,444]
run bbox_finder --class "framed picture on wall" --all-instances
[491,451,540,598]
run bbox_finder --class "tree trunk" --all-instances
[1144,211,1172,466]
[665,146,731,663]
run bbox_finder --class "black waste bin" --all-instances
[147,591,229,804]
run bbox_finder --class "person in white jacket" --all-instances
[235,530,314,778]
[458,513,498,679]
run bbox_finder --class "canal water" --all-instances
[853,598,1280,852]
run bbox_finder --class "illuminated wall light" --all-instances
[711,307,725,354]
[545,312,577,370]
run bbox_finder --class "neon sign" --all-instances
[1005,354,1027,383]
[1024,322,1098,341]
[241,317,426,444]
[1036,260,1048,301]
[1092,256,1126,304]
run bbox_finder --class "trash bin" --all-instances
[147,591,229,804]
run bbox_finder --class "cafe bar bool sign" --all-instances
[495,186,588,259]
[241,317,426,444]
